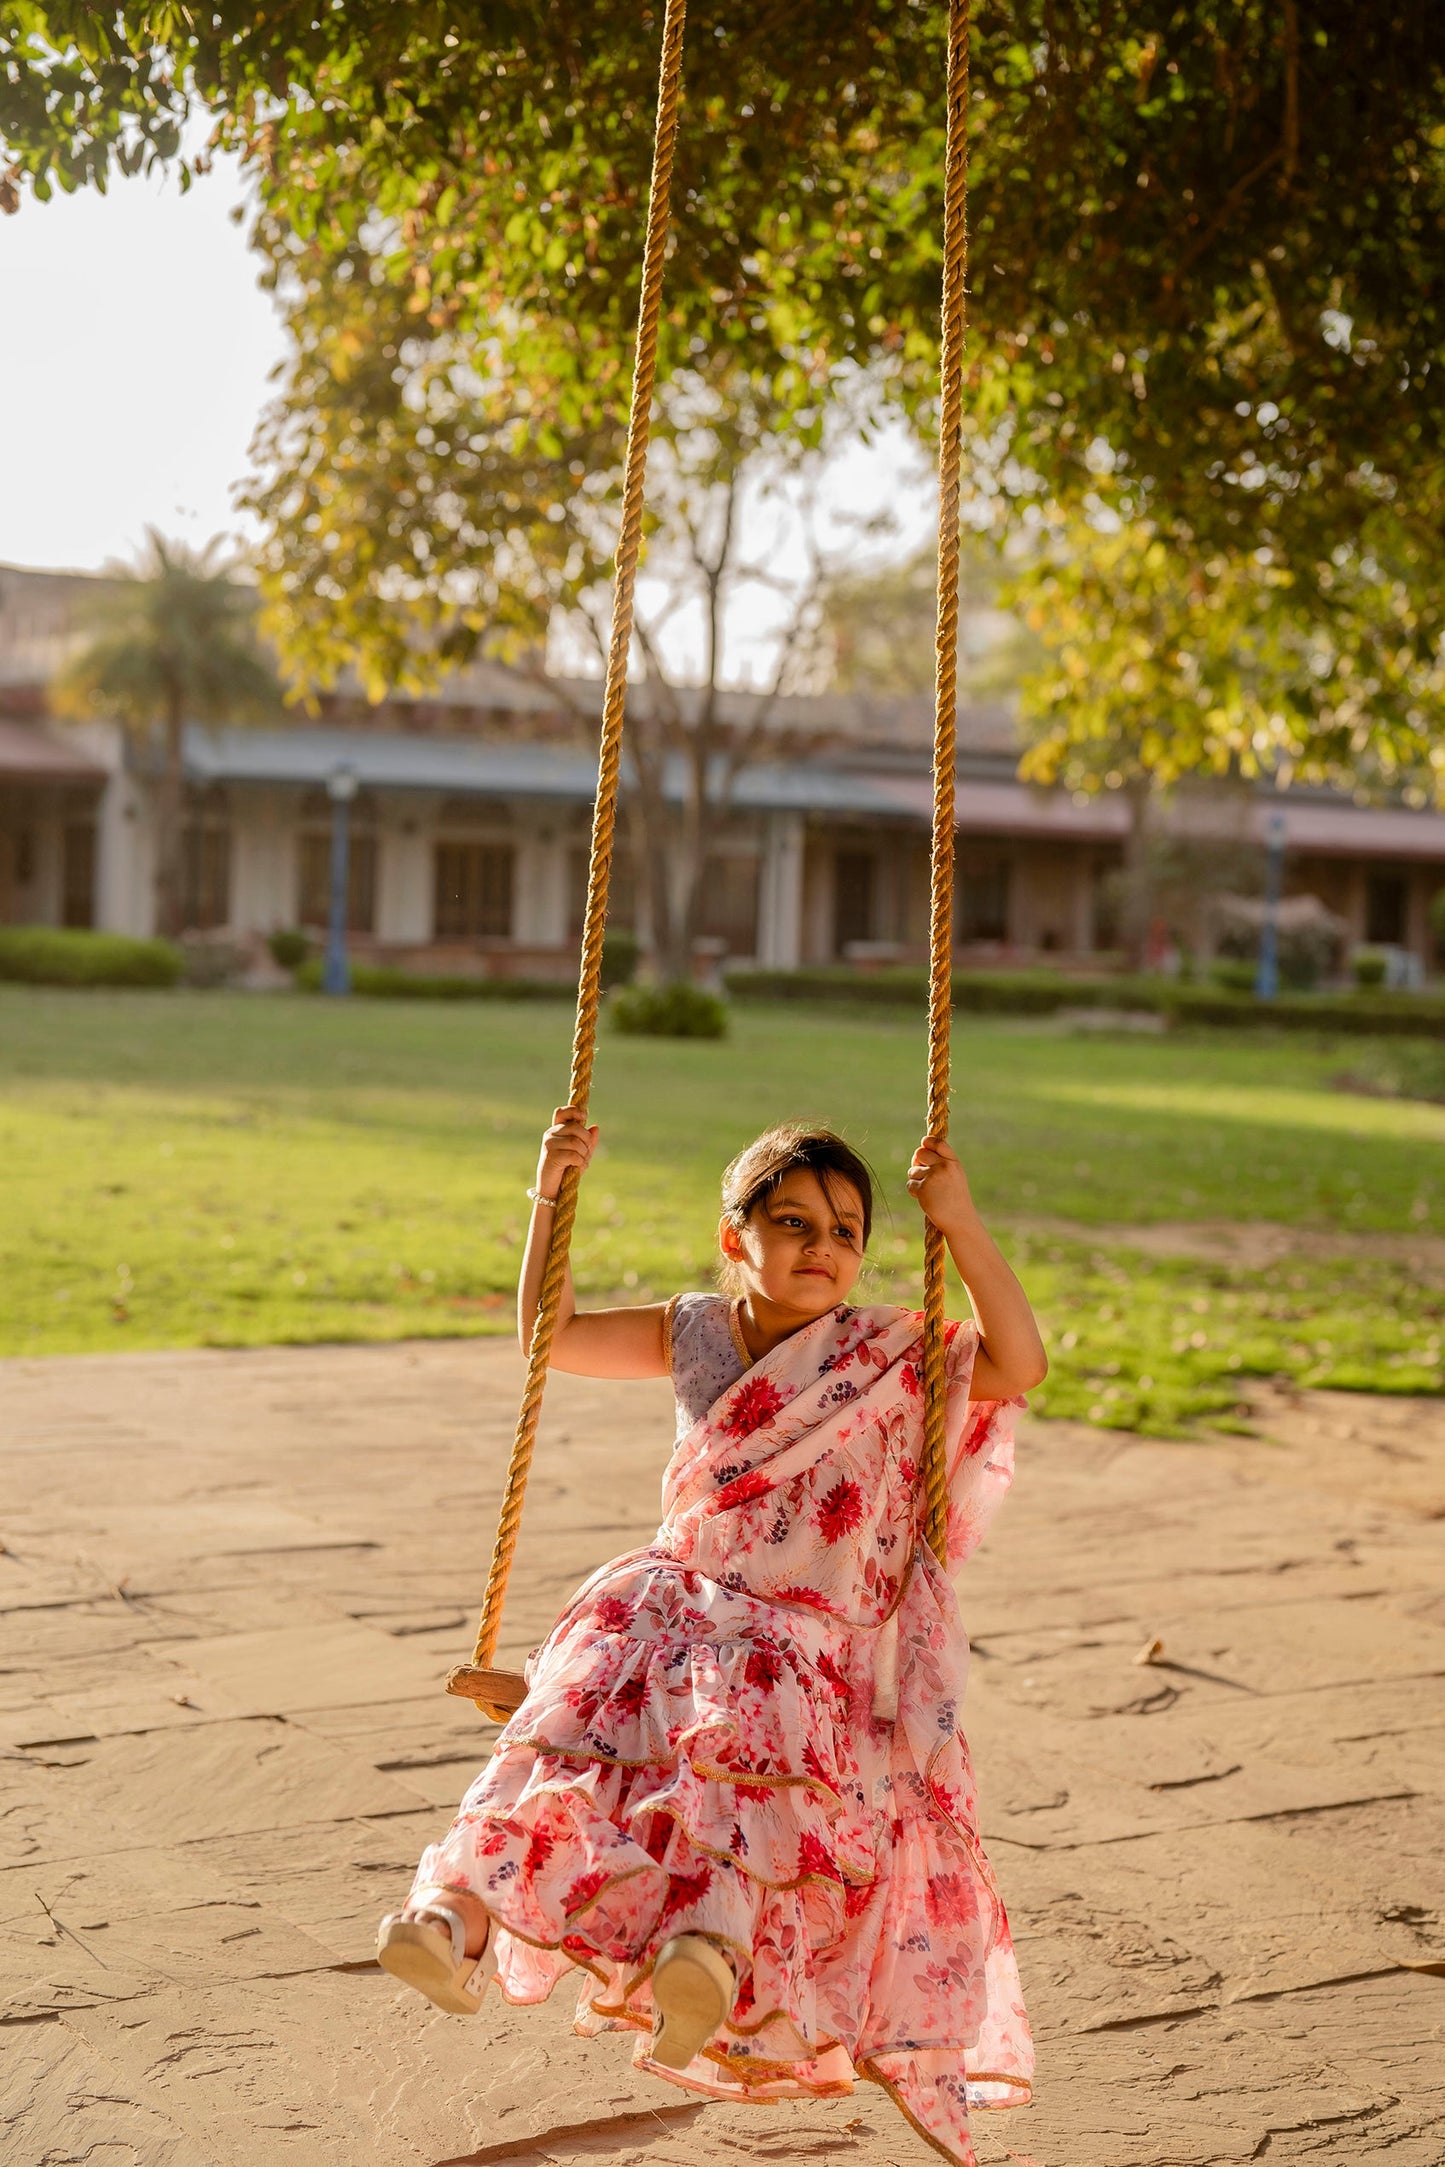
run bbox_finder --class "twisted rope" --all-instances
[447,0,689,1721]
[922,0,971,1569]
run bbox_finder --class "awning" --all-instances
[176,725,1445,859]
[0,722,107,786]
[1269,798,1445,862]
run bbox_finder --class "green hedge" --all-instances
[1165,987,1445,1036]
[0,926,181,988]
[295,959,573,1001]
[727,965,936,1007]
[727,966,1149,1014]
[726,965,1445,1037]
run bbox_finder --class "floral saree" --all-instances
[411,1301,1033,2165]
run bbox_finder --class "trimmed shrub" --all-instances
[610,980,728,1038]
[0,926,181,988]
[600,928,640,989]
[295,960,573,1001]
[1353,949,1389,989]
[268,928,312,973]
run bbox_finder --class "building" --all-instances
[2,560,1442,975]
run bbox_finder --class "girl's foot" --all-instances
[376,1892,494,2017]
[649,1934,735,2069]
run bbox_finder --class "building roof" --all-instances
[176,725,1445,859]
[179,725,937,820]
[1271,796,1445,861]
[0,720,108,784]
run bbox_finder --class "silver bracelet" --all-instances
[526,1186,558,1209]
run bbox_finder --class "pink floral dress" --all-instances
[410,1298,1033,2165]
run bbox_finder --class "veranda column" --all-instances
[757,810,804,968]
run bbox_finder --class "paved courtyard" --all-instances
[3,1341,1443,2165]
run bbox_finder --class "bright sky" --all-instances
[0,149,936,684]
[0,150,287,573]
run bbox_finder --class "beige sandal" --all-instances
[376,1902,493,2016]
[649,1933,735,2069]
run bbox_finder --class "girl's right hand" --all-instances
[535,1105,598,1201]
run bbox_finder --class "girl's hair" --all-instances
[718,1124,875,1290]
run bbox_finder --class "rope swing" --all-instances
[446,0,971,1721]
[922,0,971,1568]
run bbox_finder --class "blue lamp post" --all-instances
[322,763,359,996]
[1255,809,1287,1002]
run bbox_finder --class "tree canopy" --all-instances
[7,5,1443,520]
[6,3,1445,779]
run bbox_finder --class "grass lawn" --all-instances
[1,987,1441,1433]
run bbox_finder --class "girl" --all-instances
[378,1114,1045,2167]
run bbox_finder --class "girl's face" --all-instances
[719,1168,866,1318]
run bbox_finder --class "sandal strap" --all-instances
[407,1904,467,1968]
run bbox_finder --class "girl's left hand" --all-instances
[906,1134,977,1233]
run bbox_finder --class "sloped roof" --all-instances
[179,725,934,819]
[0,720,107,783]
[176,725,1445,858]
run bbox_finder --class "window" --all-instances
[297,789,378,932]
[435,841,514,937]
[298,831,378,931]
[61,822,95,928]
[957,853,1011,943]
[833,850,875,954]
[181,788,230,930]
[1365,871,1407,946]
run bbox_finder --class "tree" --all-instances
[820,532,1041,698]
[53,532,281,937]
[589,382,839,981]
[10,3,1445,787]
[999,502,1445,957]
[238,229,846,979]
[5,6,1444,528]
[1007,506,1445,802]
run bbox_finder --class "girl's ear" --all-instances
[717,1214,743,1259]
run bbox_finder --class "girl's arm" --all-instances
[906,1135,1048,1399]
[517,1106,669,1378]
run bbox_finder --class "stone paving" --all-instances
[2,1342,1443,2166]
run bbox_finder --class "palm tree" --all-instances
[54,531,282,937]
